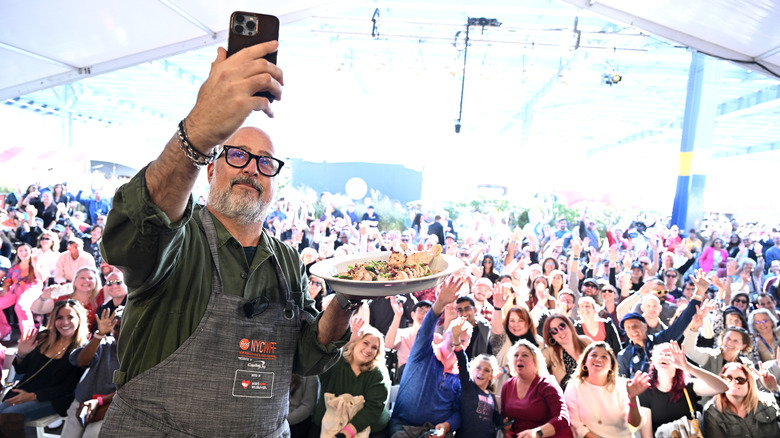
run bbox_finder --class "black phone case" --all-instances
[227,12,279,101]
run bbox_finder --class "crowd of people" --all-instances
[2,36,780,437]
[2,180,780,437]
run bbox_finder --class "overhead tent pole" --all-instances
[671,50,720,230]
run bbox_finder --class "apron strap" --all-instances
[199,207,224,296]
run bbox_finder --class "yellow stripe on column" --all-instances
[678,151,693,176]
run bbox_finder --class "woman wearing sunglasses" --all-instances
[33,230,60,284]
[702,362,780,437]
[542,314,591,389]
[0,300,88,428]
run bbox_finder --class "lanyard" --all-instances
[629,344,647,374]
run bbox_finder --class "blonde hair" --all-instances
[507,339,549,377]
[573,341,618,391]
[715,362,761,415]
[71,266,102,304]
[343,325,385,373]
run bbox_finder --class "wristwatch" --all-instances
[535,428,543,437]
[335,292,362,312]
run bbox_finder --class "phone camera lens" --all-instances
[246,20,256,30]
[236,15,245,23]
[234,25,244,34]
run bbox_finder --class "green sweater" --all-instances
[313,358,391,433]
[102,166,347,386]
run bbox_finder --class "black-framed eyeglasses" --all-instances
[722,375,748,385]
[106,280,123,286]
[222,145,284,177]
[550,322,567,335]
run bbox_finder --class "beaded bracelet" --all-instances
[177,119,220,168]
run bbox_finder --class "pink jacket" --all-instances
[699,247,727,273]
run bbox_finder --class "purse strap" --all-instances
[13,354,57,389]
[683,387,696,419]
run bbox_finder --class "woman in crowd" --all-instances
[0,300,88,427]
[491,286,544,402]
[481,254,500,284]
[549,269,566,298]
[748,308,780,362]
[501,339,573,438]
[542,314,592,389]
[684,298,756,372]
[574,297,622,354]
[0,242,42,340]
[33,230,60,284]
[699,237,727,275]
[452,320,501,438]
[541,257,559,277]
[726,233,742,258]
[307,275,326,312]
[564,341,650,438]
[528,276,556,313]
[51,183,70,205]
[33,266,104,328]
[637,341,728,437]
[309,325,390,438]
[702,362,780,437]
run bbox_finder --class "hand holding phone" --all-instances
[227,12,280,102]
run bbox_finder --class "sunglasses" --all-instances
[549,322,568,336]
[39,237,52,241]
[722,375,748,385]
[733,298,748,304]
[655,290,668,296]
[456,305,474,313]
[106,280,123,286]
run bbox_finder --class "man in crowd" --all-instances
[385,298,433,383]
[455,296,490,358]
[617,275,705,377]
[391,277,465,437]
[756,292,780,326]
[76,189,112,226]
[471,278,495,322]
[100,41,355,437]
[54,237,96,284]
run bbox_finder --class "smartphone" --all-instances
[227,11,280,102]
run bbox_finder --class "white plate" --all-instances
[309,252,464,297]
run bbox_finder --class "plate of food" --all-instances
[309,245,464,297]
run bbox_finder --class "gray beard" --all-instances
[207,176,271,225]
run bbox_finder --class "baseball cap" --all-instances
[620,312,646,329]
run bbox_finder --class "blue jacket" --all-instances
[391,308,461,430]
[617,298,701,377]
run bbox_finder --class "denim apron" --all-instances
[100,208,301,437]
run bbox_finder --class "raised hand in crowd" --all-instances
[626,371,651,399]
[349,315,366,342]
[16,327,39,358]
[726,259,739,277]
[752,361,779,393]
[95,308,119,336]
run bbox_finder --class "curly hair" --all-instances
[507,339,548,377]
[573,341,618,391]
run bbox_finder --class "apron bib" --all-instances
[100,209,300,438]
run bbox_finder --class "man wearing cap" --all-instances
[472,278,495,322]
[54,236,96,284]
[616,275,705,377]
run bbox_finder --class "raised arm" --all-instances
[668,341,728,396]
[145,42,283,222]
